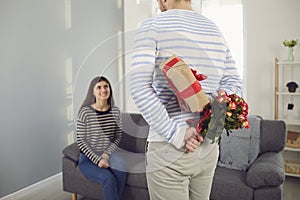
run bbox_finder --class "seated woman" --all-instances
[76,76,126,200]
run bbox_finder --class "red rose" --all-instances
[243,120,250,128]
[228,102,237,110]
[242,110,248,115]
[226,111,233,117]
[242,102,248,111]
[217,92,228,103]
[238,114,246,121]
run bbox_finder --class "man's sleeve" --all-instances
[218,43,243,96]
[129,20,185,148]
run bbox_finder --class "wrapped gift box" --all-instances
[159,55,209,112]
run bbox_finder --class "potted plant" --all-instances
[283,39,298,61]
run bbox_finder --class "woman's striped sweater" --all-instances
[76,106,122,165]
[130,9,243,148]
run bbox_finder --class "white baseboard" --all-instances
[0,173,62,200]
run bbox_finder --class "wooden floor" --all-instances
[12,178,93,200]
[10,175,300,200]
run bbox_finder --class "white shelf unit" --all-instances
[276,92,300,96]
[284,147,300,152]
[274,58,300,177]
[285,173,300,178]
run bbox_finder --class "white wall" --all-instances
[71,0,123,116]
[243,0,300,119]
[0,0,69,197]
[123,0,153,112]
[0,0,123,198]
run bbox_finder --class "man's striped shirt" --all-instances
[130,9,243,148]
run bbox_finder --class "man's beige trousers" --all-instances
[146,139,219,200]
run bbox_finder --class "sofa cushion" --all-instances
[118,148,146,173]
[217,115,261,171]
[63,142,80,162]
[246,152,285,188]
[260,120,286,153]
[126,172,148,190]
[120,113,149,153]
[118,149,148,189]
[254,185,283,200]
[210,166,253,200]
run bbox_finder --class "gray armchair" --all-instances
[211,119,286,200]
[62,113,286,200]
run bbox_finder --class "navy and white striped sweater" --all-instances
[76,106,122,165]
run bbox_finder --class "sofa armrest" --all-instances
[62,142,80,162]
[260,120,286,153]
[246,152,285,188]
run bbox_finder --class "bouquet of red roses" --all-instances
[159,55,250,143]
[188,90,250,143]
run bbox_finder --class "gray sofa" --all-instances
[62,113,286,200]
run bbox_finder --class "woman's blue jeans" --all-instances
[79,152,127,200]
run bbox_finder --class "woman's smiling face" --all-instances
[93,80,111,102]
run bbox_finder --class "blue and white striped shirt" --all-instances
[130,9,243,148]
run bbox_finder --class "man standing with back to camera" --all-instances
[130,0,242,199]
